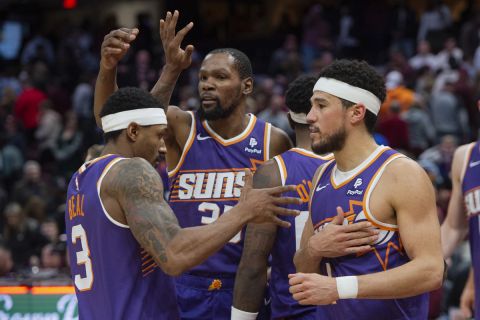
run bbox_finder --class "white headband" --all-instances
[313,78,381,115]
[101,108,167,133]
[289,112,308,124]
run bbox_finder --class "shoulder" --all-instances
[451,142,476,180]
[382,156,427,183]
[253,158,282,188]
[103,157,164,196]
[166,105,193,124]
[268,125,293,157]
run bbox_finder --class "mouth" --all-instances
[200,95,218,108]
[309,126,320,134]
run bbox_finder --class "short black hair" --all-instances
[318,60,386,133]
[100,87,163,142]
[285,75,317,114]
[207,48,253,79]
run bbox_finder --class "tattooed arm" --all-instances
[106,157,300,276]
[233,160,280,312]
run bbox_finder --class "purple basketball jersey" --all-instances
[66,154,179,319]
[462,141,480,320]
[271,148,332,318]
[310,146,428,320]
[168,112,271,277]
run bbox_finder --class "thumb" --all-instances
[331,206,345,225]
[243,169,253,190]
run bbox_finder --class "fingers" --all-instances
[288,273,305,285]
[184,44,195,60]
[331,206,344,225]
[267,184,297,195]
[343,245,372,255]
[344,234,378,247]
[272,217,291,228]
[273,196,302,206]
[270,206,300,217]
[172,22,194,47]
[243,169,253,189]
[165,11,176,42]
[342,221,373,233]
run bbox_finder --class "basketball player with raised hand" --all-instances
[93,10,292,319]
[66,87,300,319]
[441,100,480,319]
[289,60,444,319]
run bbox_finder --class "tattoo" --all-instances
[109,158,180,265]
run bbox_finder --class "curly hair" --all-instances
[285,75,317,115]
[318,60,386,133]
[100,87,163,142]
[207,48,253,79]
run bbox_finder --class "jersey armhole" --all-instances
[460,142,476,184]
[97,157,130,228]
[273,155,286,186]
[264,123,272,161]
[363,154,405,231]
[168,111,195,178]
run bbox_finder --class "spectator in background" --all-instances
[12,160,51,206]
[0,243,13,277]
[257,93,294,138]
[417,0,452,52]
[35,99,62,152]
[404,98,436,157]
[419,134,458,187]
[0,133,23,192]
[20,30,55,66]
[409,40,438,72]
[430,80,468,141]
[389,0,417,58]
[51,112,84,180]
[380,70,415,117]
[377,101,410,152]
[2,202,48,271]
[301,4,332,71]
[435,37,463,72]
[336,4,359,59]
[269,34,302,82]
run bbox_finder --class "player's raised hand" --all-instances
[238,169,301,228]
[288,273,338,305]
[306,206,379,258]
[101,28,139,70]
[159,10,194,71]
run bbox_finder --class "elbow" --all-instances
[161,261,188,277]
[424,258,445,291]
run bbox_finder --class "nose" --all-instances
[200,78,215,91]
[306,106,316,124]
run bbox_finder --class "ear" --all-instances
[126,122,140,142]
[242,77,253,95]
[350,103,367,125]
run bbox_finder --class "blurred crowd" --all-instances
[1,0,480,317]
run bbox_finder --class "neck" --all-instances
[101,138,134,159]
[205,103,249,139]
[295,125,312,150]
[333,129,378,171]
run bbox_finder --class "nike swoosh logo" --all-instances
[316,184,329,192]
[197,133,212,141]
[470,160,480,168]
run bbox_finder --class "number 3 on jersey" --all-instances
[71,224,94,291]
[199,202,241,243]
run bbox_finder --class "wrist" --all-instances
[163,63,184,74]
[99,60,117,73]
[231,306,258,320]
[335,276,358,299]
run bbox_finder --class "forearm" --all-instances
[441,223,468,259]
[150,64,182,109]
[294,246,321,273]
[356,256,443,299]
[94,66,118,128]
[233,260,268,312]
[166,207,249,274]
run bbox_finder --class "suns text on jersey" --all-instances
[170,170,246,201]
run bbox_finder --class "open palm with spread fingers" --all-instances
[159,10,194,71]
[101,28,139,70]
[238,169,301,228]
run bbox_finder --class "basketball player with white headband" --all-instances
[65,87,301,319]
[289,60,444,320]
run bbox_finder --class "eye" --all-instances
[217,74,227,80]
[199,74,208,81]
